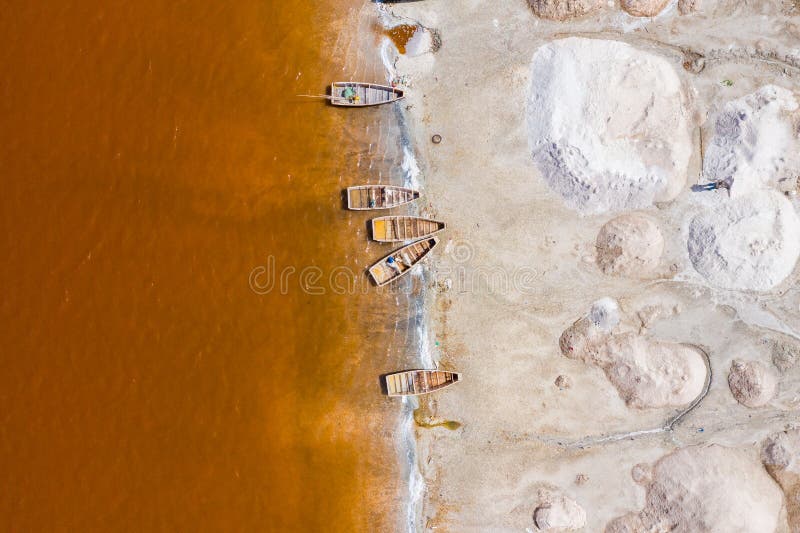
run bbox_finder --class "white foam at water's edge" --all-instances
[402,146,421,191]
[380,38,396,83]
[400,396,425,533]
[373,7,429,530]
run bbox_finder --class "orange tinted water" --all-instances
[0,2,417,531]
[384,24,421,55]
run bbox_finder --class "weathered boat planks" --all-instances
[384,369,462,396]
[371,216,445,242]
[330,82,404,107]
[368,237,438,286]
[347,185,419,210]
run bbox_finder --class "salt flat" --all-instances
[379,0,800,530]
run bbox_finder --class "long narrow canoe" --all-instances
[347,185,419,210]
[385,370,461,396]
[368,237,438,286]
[330,82,404,107]
[371,216,446,243]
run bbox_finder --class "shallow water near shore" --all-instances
[1,2,422,531]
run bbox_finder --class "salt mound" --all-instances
[703,85,799,196]
[560,301,707,408]
[606,445,785,532]
[527,38,691,215]
[620,0,670,17]
[529,0,603,20]
[762,429,800,474]
[762,429,800,530]
[588,297,620,331]
[599,334,706,408]
[728,360,777,407]
[687,190,800,291]
[533,494,586,530]
[596,213,664,277]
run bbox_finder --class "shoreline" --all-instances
[371,4,435,531]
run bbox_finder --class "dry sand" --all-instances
[376,0,800,530]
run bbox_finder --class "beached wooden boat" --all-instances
[330,82,404,107]
[384,369,461,396]
[347,185,419,211]
[371,216,445,242]
[368,237,438,286]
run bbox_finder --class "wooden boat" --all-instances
[371,216,445,242]
[384,370,461,396]
[330,82,404,107]
[347,185,419,211]
[368,237,438,286]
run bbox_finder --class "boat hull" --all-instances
[371,216,446,242]
[347,185,419,211]
[384,370,461,396]
[330,82,404,107]
[368,237,438,286]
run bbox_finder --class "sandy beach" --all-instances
[375,1,800,530]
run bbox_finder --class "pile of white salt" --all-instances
[688,86,800,291]
[527,38,692,215]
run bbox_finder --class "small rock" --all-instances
[728,360,777,408]
[678,0,699,14]
[620,0,670,17]
[529,0,604,20]
[555,375,572,389]
[436,278,453,293]
[772,342,799,371]
[574,473,589,485]
[533,494,586,531]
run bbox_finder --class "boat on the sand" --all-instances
[330,82,404,107]
[347,185,419,210]
[368,237,438,286]
[384,369,461,396]
[371,216,445,242]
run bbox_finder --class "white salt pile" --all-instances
[727,359,777,407]
[688,86,800,291]
[527,38,691,215]
[588,297,620,331]
[606,445,785,532]
[703,85,799,196]
[529,0,603,20]
[687,190,800,291]
[596,213,664,277]
[560,300,707,408]
[533,493,586,531]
